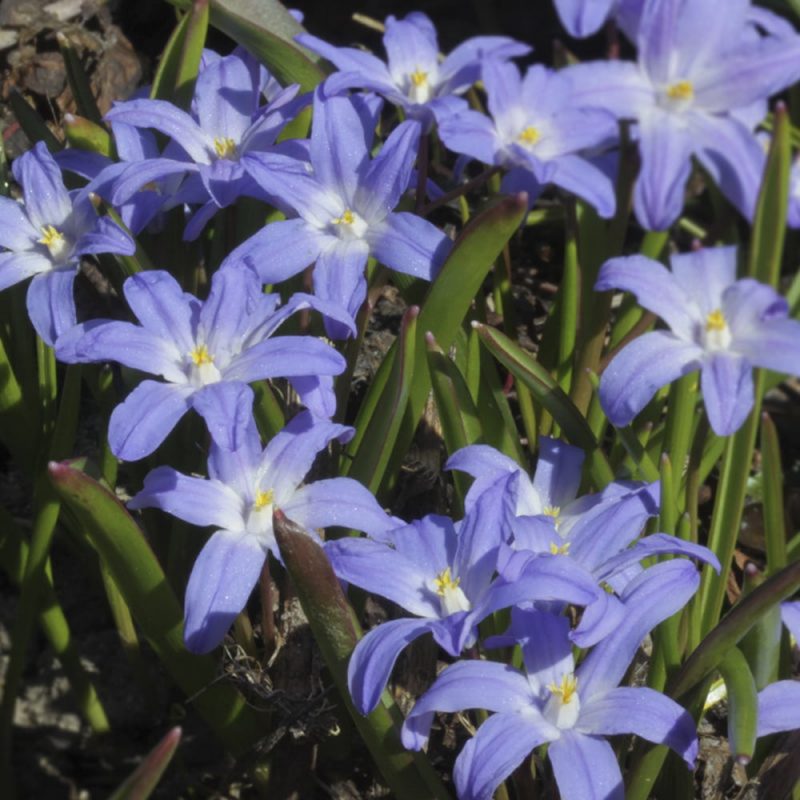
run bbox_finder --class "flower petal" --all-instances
[599,331,703,428]
[12,142,72,228]
[183,529,265,654]
[408,661,539,744]
[347,617,435,714]
[367,211,449,280]
[74,215,135,257]
[108,380,193,461]
[634,110,693,231]
[105,99,211,163]
[564,61,653,119]
[757,680,800,736]
[579,686,698,767]
[553,0,616,37]
[0,197,38,249]
[0,251,51,293]
[221,218,323,284]
[548,731,624,800]
[283,478,397,539]
[27,268,77,347]
[547,154,616,218]
[700,352,754,436]
[312,240,369,337]
[454,711,557,800]
[194,53,256,142]
[532,436,584,510]
[129,466,243,530]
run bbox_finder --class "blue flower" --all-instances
[0,142,134,345]
[401,562,702,800]
[566,0,800,229]
[438,61,618,217]
[596,246,800,435]
[226,91,451,337]
[104,50,308,239]
[56,265,353,460]
[130,383,399,653]
[296,12,529,129]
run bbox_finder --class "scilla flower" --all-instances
[596,245,800,435]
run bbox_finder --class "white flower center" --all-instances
[329,208,368,240]
[701,308,732,351]
[432,567,471,616]
[185,343,222,387]
[407,68,432,104]
[38,224,69,263]
[543,673,581,730]
[245,487,275,539]
[516,125,541,150]
[659,79,694,112]
[213,136,238,160]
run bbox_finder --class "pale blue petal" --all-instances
[596,254,695,339]
[564,61,653,119]
[439,36,531,93]
[0,251,51,292]
[554,0,616,37]
[599,331,703,428]
[669,246,737,316]
[27,268,77,347]
[404,661,540,750]
[347,617,435,714]
[313,240,369,337]
[700,353,754,436]
[549,154,616,218]
[367,212,449,280]
[283,478,397,539]
[531,436,584,510]
[191,383,257,452]
[129,466,243,530]
[579,686,698,766]
[12,142,72,229]
[0,196,38,249]
[194,53,257,142]
[108,380,194,461]
[548,732,624,800]
[183,530,265,653]
[757,681,800,736]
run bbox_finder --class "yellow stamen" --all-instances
[666,80,694,101]
[190,344,214,366]
[331,209,356,226]
[549,541,571,556]
[254,488,274,510]
[433,567,460,596]
[705,308,727,332]
[548,673,578,704]
[213,136,237,159]
[39,224,65,251]
[543,505,560,519]
[410,69,428,88]
[518,126,540,146]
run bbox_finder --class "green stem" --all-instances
[661,373,698,511]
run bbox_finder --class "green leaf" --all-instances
[748,102,790,287]
[64,114,114,157]
[426,333,483,509]
[273,511,449,800]
[717,647,758,765]
[345,307,418,495]
[168,0,325,91]
[107,727,182,800]
[48,461,263,755]
[151,0,209,107]
[472,322,614,486]
[761,412,788,575]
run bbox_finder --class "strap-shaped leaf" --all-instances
[717,647,757,765]
[64,115,114,158]
[108,727,182,800]
[151,0,210,107]
[48,461,263,755]
[168,0,324,91]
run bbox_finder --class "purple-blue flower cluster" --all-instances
[3,2,800,796]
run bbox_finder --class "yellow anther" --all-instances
[213,136,237,159]
[666,80,694,101]
[705,309,727,332]
[549,541,571,556]
[331,209,356,226]
[548,673,578,704]
[543,505,561,519]
[434,567,460,596]
[38,224,65,253]
[254,488,274,510]
[410,69,428,88]
[518,126,541,146]
[190,344,214,366]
